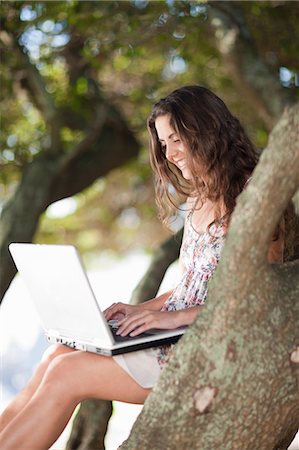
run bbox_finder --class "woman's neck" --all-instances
[187,197,226,234]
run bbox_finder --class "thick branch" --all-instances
[222,103,299,272]
[0,156,61,300]
[49,108,139,204]
[66,399,112,450]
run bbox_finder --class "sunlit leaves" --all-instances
[1,0,298,254]
[1,100,46,166]
[38,157,164,254]
[38,57,68,98]
[60,127,85,153]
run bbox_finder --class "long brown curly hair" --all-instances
[147,85,258,228]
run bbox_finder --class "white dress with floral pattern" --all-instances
[113,213,226,387]
[156,213,226,366]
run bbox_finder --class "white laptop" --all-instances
[9,243,185,356]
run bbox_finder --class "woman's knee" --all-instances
[40,347,75,390]
[41,352,81,402]
[44,352,72,382]
[41,344,73,365]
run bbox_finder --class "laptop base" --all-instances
[47,333,183,356]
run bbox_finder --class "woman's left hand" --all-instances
[116,310,180,337]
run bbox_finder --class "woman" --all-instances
[0,86,283,449]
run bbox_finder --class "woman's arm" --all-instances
[138,290,173,310]
[174,305,201,326]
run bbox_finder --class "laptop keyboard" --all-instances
[108,321,156,342]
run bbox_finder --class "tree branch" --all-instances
[61,104,108,169]
[222,103,299,273]
[48,107,139,204]
[208,1,295,129]
[7,30,62,153]
[66,399,112,450]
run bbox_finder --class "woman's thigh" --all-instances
[44,349,151,405]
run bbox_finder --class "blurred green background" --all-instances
[1,0,298,295]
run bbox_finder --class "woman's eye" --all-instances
[174,139,180,143]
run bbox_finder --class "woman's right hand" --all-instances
[104,302,139,322]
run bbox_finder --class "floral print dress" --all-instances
[156,212,227,366]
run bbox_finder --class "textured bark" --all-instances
[130,227,183,305]
[119,105,299,450]
[209,2,295,130]
[66,400,113,450]
[0,157,61,299]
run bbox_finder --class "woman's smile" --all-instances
[176,159,186,169]
[155,114,192,180]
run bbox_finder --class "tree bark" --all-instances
[66,400,113,450]
[119,104,299,450]
[208,2,295,130]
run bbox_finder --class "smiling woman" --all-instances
[0,85,282,450]
[155,114,192,180]
[147,85,258,229]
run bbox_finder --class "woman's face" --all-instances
[155,114,192,180]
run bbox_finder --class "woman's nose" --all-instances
[165,143,179,161]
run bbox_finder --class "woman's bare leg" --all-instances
[0,349,151,450]
[0,345,74,432]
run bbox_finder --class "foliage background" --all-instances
[1,0,298,263]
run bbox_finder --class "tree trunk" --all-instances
[66,400,113,450]
[119,104,299,450]
[0,156,60,300]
